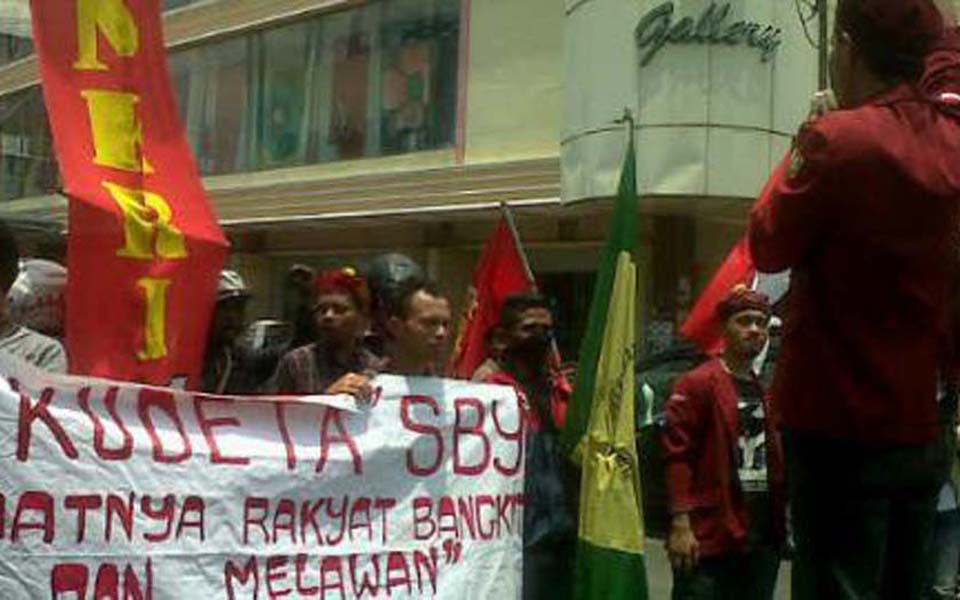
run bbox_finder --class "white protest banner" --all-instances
[0,353,524,599]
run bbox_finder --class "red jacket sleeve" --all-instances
[662,373,706,514]
[748,123,832,273]
[920,26,960,99]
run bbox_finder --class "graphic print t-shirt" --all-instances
[734,377,768,493]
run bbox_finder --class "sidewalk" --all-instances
[645,538,792,599]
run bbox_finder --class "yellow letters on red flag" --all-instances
[30,0,227,386]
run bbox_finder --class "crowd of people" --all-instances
[2,0,960,598]
[0,215,581,598]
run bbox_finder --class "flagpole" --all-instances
[500,201,537,288]
[500,201,568,372]
[615,107,636,151]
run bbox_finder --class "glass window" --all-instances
[0,87,58,202]
[164,0,195,10]
[0,0,463,201]
[0,0,200,68]
[0,0,34,67]
[171,0,462,176]
[378,0,460,156]
[257,23,313,169]
[170,36,254,175]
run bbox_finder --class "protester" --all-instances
[200,270,282,395]
[471,324,507,382]
[0,222,67,373]
[748,0,960,597]
[270,267,380,398]
[283,264,317,350]
[483,292,576,600]
[364,252,426,359]
[381,279,451,376]
[662,286,784,600]
[8,257,66,340]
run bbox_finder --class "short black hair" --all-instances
[0,220,20,295]
[499,292,550,331]
[837,0,935,82]
[388,278,446,320]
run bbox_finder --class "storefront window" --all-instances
[0,0,33,67]
[170,0,461,176]
[164,0,195,9]
[0,33,32,67]
[0,87,58,202]
[170,36,254,175]
[0,0,202,68]
[0,0,462,201]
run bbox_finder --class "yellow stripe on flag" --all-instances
[579,250,644,555]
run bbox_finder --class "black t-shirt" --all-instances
[733,376,775,546]
[734,376,768,494]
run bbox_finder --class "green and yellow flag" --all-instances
[563,120,648,599]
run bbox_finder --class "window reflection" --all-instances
[0,0,462,200]
[0,0,199,68]
[172,0,461,175]
[0,88,58,202]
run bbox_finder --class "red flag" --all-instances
[31,0,228,387]
[449,217,535,378]
[679,153,791,354]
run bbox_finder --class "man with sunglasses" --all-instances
[749,0,960,597]
[662,286,785,600]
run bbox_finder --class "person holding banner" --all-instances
[270,267,381,399]
[748,0,960,597]
[0,221,66,373]
[382,279,453,377]
[483,292,576,600]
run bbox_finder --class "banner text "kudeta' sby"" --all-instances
[0,360,525,599]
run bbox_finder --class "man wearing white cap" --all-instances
[201,270,278,394]
[0,222,66,373]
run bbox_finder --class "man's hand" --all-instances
[667,513,700,571]
[325,372,372,401]
[807,89,837,122]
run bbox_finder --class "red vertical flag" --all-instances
[30,0,228,386]
[680,153,791,354]
[449,216,535,379]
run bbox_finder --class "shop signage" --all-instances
[635,1,783,66]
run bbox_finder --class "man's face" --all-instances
[724,309,770,360]
[314,293,364,348]
[507,307,554,360]
[389,291,452,364]
[212,297,248,346]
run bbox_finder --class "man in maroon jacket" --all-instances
[663,286,785,600]
[748,0,960,597]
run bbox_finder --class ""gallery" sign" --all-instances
[635,1,783,66]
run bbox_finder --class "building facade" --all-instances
[0,0,831,360]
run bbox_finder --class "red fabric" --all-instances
[484,369,571,433]
[662,359,786,558]
[449,218,535,378]
[748,31,960,445]
[680,155,791,355]
[716,286,771,322]
[679,239,754,355]
[315,268,371,311]
[31,0,227,387]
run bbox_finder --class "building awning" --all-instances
[209,156,563,227]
